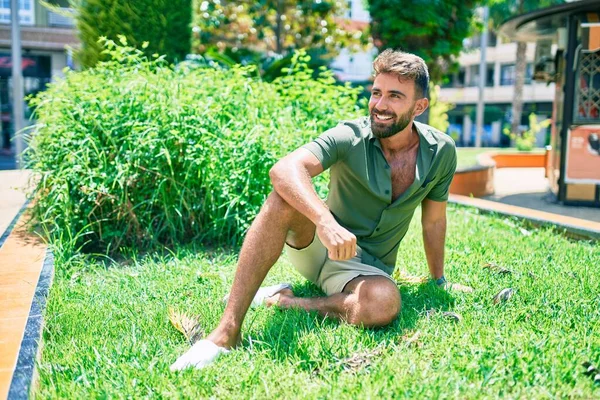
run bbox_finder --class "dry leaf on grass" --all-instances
[401,330,423,348]
[581,361,600,385]
[441,311,463,323]
[424,309,463,323]
[168,308,205,344]
[493,288,515,304]
[582,361,599,376]
[483,262,512,275]
[337,347,384,373]
[397,272,428,284]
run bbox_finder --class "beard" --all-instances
[370,105,415,139]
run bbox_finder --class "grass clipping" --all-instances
[168,308,204,345]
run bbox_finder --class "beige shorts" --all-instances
[285,234,394,296]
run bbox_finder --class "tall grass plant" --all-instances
[26,38,361,258]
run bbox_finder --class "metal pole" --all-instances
[475,6,489,148]
[10,0,24,169]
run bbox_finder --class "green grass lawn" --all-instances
[36,205,599,399]
[456,147,545,170]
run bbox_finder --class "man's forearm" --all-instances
[422,218,446,280]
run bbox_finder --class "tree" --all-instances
[488,0,565,136]
[53,0,192,68]
[367,0,482,83]
[191,0,367,66]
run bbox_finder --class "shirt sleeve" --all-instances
[301,124,356,170]
[426,145,457,202]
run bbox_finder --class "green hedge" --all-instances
[26,39,362,256]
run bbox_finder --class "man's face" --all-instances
[368,73,426,139]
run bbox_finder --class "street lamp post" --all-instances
[10,0,24,169]
[475,6,489,148]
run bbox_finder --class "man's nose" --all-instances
[375,96,388,110]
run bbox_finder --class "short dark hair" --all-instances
[372,49,429,98]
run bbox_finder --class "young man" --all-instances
[171,49,469,371]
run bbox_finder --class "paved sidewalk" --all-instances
[0,170,32,236]
[0,170,45,400]
[483,167,600,223]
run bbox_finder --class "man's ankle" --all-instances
[206,323,241,349]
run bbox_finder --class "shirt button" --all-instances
[384,165,390,169]
[385,190,390,194]
[376,228,380,232]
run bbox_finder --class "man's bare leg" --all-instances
[266,276,401,328]
[206,191,316,348]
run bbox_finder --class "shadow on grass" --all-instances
[245,280,455,374]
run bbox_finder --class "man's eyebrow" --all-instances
[371,87,407,97]
[388,90,407,97]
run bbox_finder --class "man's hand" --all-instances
[316,216,357,260]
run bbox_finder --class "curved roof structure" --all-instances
[499,0,600,42]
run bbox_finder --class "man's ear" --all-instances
[413,98,429,117]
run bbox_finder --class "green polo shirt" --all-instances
[302,117,457,275]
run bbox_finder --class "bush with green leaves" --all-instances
[26,37,362,257]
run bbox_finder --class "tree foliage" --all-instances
[65,0,192,68]
[368,0,481,82]
[191,0,367,62]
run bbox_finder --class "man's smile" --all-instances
[373,112,395,122]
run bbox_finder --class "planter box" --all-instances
[449,151,546,197]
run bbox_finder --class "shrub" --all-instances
[503,113,551,152]
[26,38,361,257]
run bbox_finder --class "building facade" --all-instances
[330,0,376,84]
[0,0,77,152]
[439,34,555,148]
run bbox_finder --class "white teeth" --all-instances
[376,114,392,120]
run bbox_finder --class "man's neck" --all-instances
[379,122,419,154]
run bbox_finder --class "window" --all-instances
[500,64,515,86]
[457,69,465,87]
[525,63,534,84]
[0,0,34,25]
[500,63,534,86]
[468,64,494,87]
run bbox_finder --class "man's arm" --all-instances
[421,198,447,280]
[269,148,356,260]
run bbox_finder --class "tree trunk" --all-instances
[275,0,283,54]
[511,41,527,136]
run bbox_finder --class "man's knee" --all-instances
[262,191,296,219]
[348,278,401,327]
[262,191,315,248]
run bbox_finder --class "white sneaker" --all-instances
[222,283,292,308]
[170,339,230,371]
